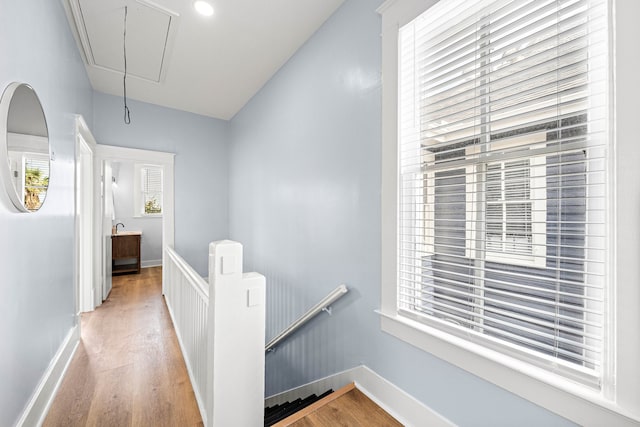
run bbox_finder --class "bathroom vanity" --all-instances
[112,231,142,275]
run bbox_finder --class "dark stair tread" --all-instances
[264,389,334,426]
[265,398,303,424]
[265,397,307,426]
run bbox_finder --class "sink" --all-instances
[113,230,142,236]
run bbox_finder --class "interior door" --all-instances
[102,160,113,300]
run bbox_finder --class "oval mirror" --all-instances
[0,83,50,212]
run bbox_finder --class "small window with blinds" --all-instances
[397,0,608,386]
[23,155,49,212]
[136,165,163,216]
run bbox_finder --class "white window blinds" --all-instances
[141,166,162,214]
[398,0,608,386]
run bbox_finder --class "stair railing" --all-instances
[165,240,266,427]
[164,246,209,418]
[265,284,348,352]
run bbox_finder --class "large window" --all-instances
[378,0,640,424]
[398,0,608,383]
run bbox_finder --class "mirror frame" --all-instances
[0,82,50,213]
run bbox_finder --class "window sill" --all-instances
[377,310,639,426]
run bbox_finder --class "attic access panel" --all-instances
[74,0,177,83]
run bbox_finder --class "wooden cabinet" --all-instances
[112,233,141,274]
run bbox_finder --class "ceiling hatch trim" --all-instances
[65,0,179,84]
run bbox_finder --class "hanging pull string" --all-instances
[123,5,131,124]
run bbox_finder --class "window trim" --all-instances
[378,0,639,424]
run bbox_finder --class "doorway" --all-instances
[74,119,175,312]
[96,145,175,301]
[110,160,164,269]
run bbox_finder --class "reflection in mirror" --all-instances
[0,83,50,212]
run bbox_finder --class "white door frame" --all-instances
[95,144,175,297]
[74,115,97,314]
[101,160,113,301]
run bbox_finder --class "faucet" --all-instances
[115,222,125,233]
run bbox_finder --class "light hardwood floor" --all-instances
[43,267,203,427]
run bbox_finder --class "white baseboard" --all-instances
[16,325,80,427]
[264,365,454,427]
[354,366,454,427]
[141,260,162,268]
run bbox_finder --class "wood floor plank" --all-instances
[43,267,203,427]
[85,363,135,427]
[41,342,97,426]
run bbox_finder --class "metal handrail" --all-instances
[265,284,348,352]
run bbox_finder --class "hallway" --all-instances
[44,267,203,426]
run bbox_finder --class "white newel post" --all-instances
[206,240,266,427]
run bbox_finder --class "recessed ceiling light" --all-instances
[194,1,214,17]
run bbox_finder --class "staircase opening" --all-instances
[265,383,402,427]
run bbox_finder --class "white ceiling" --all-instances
[64,0,345,120]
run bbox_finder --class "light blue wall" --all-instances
[0,0,93,425]
[92,92,229,275]
[229,0,575,425]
